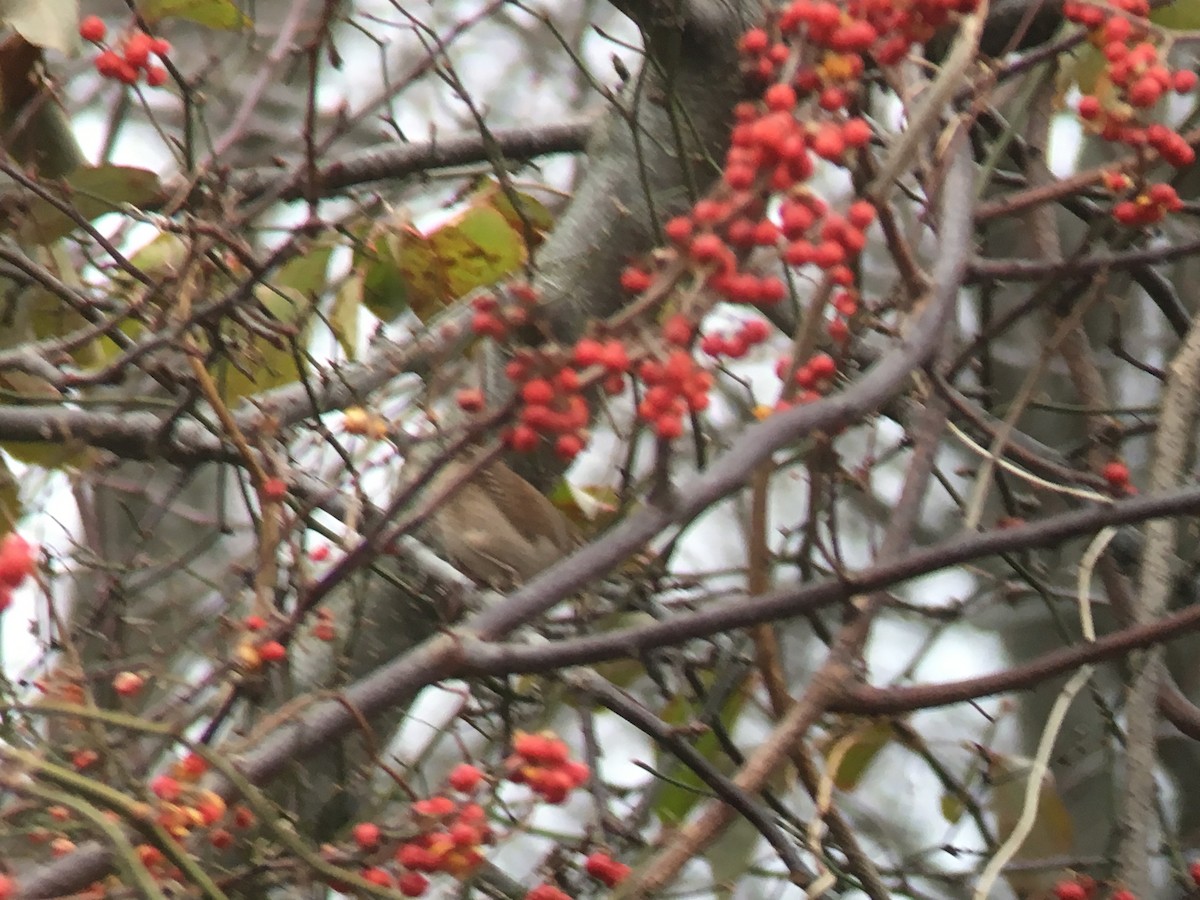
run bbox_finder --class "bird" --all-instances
[425,451,581,589]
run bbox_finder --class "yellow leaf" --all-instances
[982,748,1075,897]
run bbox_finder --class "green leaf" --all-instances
[216,244,332,402]
[355,228,409,323]
[478,180,555,247]
[138,0,250,29]
[2,164,162,244]
[653,681,746,826]
[1151,0,1200,30]
[983,748,1076,897]
[396,204,524,320]
[0,35,85,174]
[0,0,80,55]
[823,720,894,791]
[328,273,362,359]
[940,792,964,824]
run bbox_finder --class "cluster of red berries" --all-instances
[1067,0,1198,224]
[341,783,493,895]
[510,358,590,460]
[635,350,715,439]
[1100,170,1184,226]
[467,0,975,462]
[239,614,287,665]
[80,17,170,87]
[505,730,591,803]
[468,284,616,461]
[330,737,592,897]
[468,281,541,341]
[699,317,771,359]
[1052,861,1200,898]
[774,351,839,407]
[0,532,34,613]
[3,749,256,898]
[147,765,226,840]
[1051,875,1134,899]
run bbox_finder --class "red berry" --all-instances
[150,774,181,801]
[178,753,208,778]
[842,118,872,147]
[361,867,393,887]
[808,352,836,379]
[692,198,727,224]
[756,276,787,305]
[353,821,381,850]
[258,640,286,662]
[599,340,630,373]
[151,37,172,56]
[0,533,34,587]
[664,215,694,244]
[123,32,154,67]
[471,310,506,339]
[554,433,584,460]
[521,379,554,405]
[1128,74,1161,107]
[763,82,797,110]
[663,314,693,346]
[1173,69,1198,93]
[620,266,653,293]
[846,200,876,229]
[1077,95,1102,119]
[509,421,541,449]
[1112,200,1140,225]
[1191,860,1200,885]
[1102,460,1130,487]
[261,477,287,500]
[554,368,580,392]
[738,27,769,54]
[113,671,144,697]
[244,614,267,631]
[688,233,727,265]
[145,64,168,87]
[94,49,123,77]
[573,338,604,368]
[398,871,429,896]
[811,124,845,159]
[585,852,631,887]
[78,15,107,42]
[655,414,684,439]
[448,763,483,793]
[1052,883,1087,900]
[526,884,571,900]
[456,388,485,412]
[412,795,455,818]
[741,318,770,344]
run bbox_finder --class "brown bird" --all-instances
[426,452,581,589]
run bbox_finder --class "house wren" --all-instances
[426,453,580,589]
